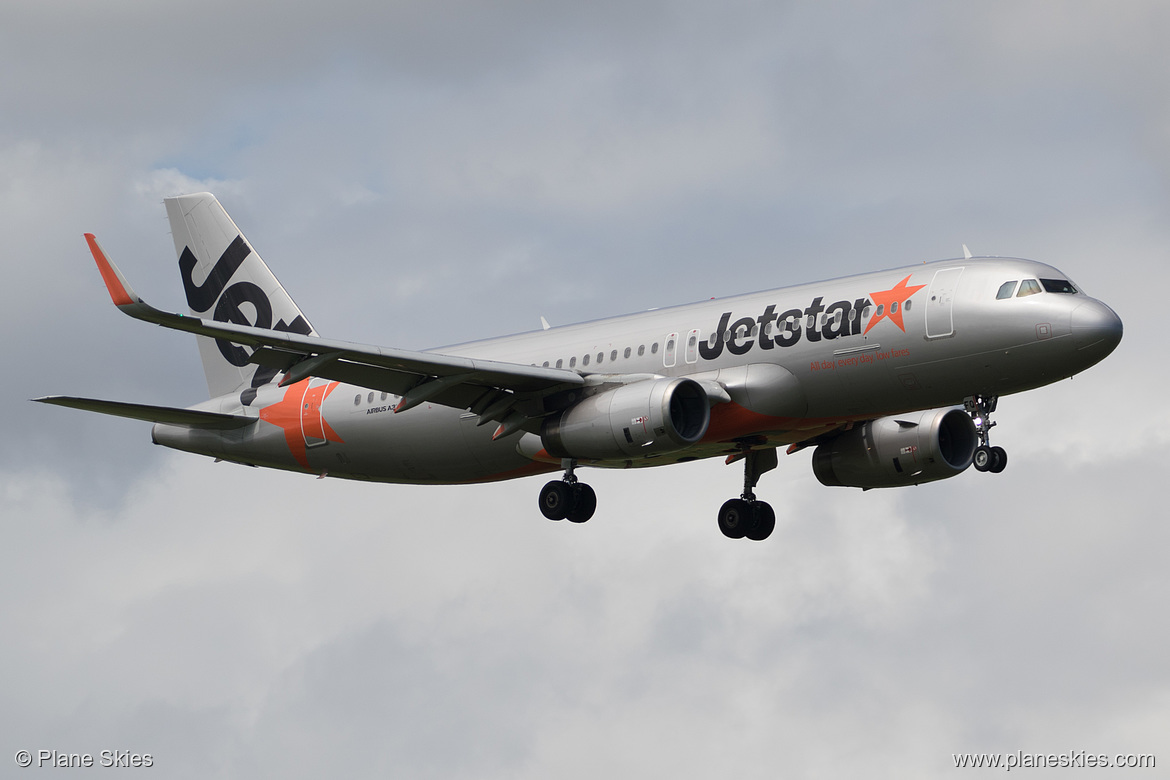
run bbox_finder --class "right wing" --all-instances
[85,234,586,436]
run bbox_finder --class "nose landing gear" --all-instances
[538,458,597,523]
[966,394,1007,473]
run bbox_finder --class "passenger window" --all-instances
[996,281,1018,299]
[582,354,590,366]
[1040,278,1077,294]
[597,352,604,364]
[611,350,618,362]
[639,345,646,356]
[368,392,374,404]
[651,342,659,354]
[354,394,361,406]
[381,392,388,401]
[569,357,576,367]
[623,347,631,359]
[542,361,549,367]
[1017,279,1042,297]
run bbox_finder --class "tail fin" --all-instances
[164,193,315,405]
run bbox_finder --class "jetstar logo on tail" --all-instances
[698,275,925,360]
[179,236,313,405]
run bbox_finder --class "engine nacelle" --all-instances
[541,377,710,460]
[812,407,978,488]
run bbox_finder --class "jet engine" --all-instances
[812,407,978,488]
[541,377,710,460]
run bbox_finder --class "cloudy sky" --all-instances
[3,1,1168,777]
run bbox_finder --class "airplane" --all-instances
[35,193,1123,541]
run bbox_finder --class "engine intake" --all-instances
[812,407,977,488]
[541,377,710,460]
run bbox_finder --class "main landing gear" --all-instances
[965,394,1008,474]
[718,447,778,541]
[538,459,597,523]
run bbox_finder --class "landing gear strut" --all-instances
[718,448,778,541]
[965,394,1007,474]
[538,458,596,523]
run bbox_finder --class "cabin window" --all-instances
[651,342,659,354]
[624,347,631,359]
[582,354,590,366]
[597,352,604,364]
[610,350,618,362]
[556,358,563,368]
[1040,278,1077,294]
[381,392,388,401]
[569,357,576,367]
[542,361,549,367]
[996,281,1018,299]
[368,392,374,404]
[875,304,885,318]
[639,345,646,356]
[354,394,361,406]
[1017,279,1042,297]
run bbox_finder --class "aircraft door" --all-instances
[300,377,333,448]
[925,267,964,338]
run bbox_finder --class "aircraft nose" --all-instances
[1070,298,1123,358]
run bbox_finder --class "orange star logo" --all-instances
[863,275,926,335]
[258,378,344,471]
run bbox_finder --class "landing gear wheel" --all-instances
[973,445,992,472]
[566,483,597,523]
[988,446,1007,474]
[745,501,776,542]
[539,480,572,520]
[718,499,750,539]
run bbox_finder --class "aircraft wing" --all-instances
[85,235,584,429]
[32,396,255,429]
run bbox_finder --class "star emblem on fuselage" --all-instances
[258,378,344,470]
[863,274,926,335]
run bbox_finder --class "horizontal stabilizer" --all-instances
[32,396,255,430]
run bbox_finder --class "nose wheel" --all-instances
[966,395,1008,473]
[538,459,596,523]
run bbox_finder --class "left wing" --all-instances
[85,234,586,436]
[32,396,255,429]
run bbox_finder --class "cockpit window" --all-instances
[1040,278,1077,294]
[1017,279,1042,297]
[996,281,1018,299]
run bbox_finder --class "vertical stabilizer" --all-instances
[164,193,316,404]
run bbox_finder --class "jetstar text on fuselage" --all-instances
[698,274,925,360]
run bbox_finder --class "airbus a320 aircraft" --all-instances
[37,193,1122,541]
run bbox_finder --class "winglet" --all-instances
[962,244,973,260]
[84,233,141,307]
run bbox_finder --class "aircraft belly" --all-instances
[330,400,528,483]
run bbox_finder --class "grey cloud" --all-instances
[3,2,1169,777]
